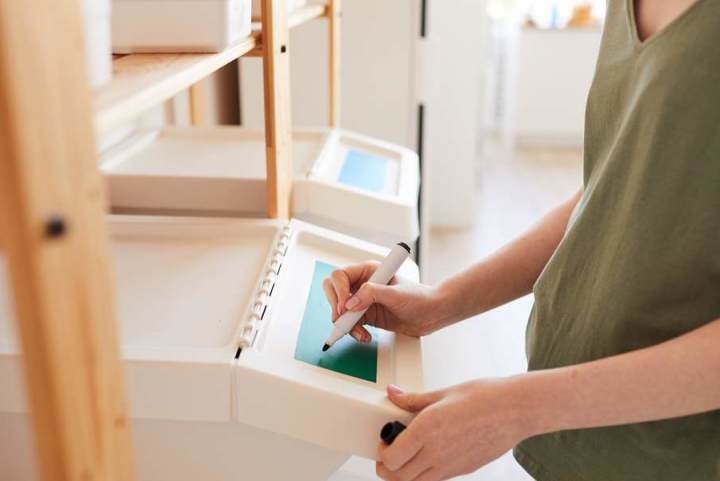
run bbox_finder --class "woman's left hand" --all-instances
[376,379,538,481]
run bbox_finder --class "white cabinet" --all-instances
[0,217,423,481]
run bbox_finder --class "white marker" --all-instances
[322,242,412,352]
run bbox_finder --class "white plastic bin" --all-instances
[102,127,420,245]
[0,216,423,481]
[112,0,252,53]
[83,0,112,87]
[251,0,306,18]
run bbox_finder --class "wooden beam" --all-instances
[0,1,135,481]
[328,0,341,128]
[189,80,207,126]
[163,98,177,125]
[261,0,293,219]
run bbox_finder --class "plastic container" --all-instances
[0,216,423,481]
[251,0,306,18]
[102,127,420,245]
[83,0,112,88]
[112,0,252,53]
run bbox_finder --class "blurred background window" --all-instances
[489,0,606,28]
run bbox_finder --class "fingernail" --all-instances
[387,384,404,395]
[346,296,359,310]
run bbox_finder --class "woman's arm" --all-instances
[437,188,582,326]
[376,317,720,481]
[323,189,582,339]
[527,316,720,433]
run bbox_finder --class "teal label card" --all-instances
[294,261,378,382]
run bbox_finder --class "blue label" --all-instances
[337,149,389,194]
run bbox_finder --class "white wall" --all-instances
[509,27,601,146]
[239,1,418,148]
[421,0,485,228]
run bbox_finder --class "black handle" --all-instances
[380,421,407,445]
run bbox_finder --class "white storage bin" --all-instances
[102,127,420,245]
[0,216,423,481]
[251,0,307,18]
[112,0,252,53]
[83,0,112,87]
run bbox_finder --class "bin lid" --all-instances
[0,216,282,360]
[111,216,283,359]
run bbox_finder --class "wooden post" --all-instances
[0,2,135,481]
[189,81,207,126]
[261,0,293,219]
[327,0,341,128]
[163,98,178,125]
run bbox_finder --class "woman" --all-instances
[323,1,720,480]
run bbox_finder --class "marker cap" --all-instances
[380,421,407,445]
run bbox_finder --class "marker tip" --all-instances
[322,344,330,352]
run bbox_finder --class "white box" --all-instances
[0,216,423,481]
[102,127,420,245]
[83,0,112,87]
[112,0,252,53]
[251,0,307,18]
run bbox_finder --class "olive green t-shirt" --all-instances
[514,1,720,480]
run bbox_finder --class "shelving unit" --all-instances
[101,126,420,245]
[96,4,329,134]
[0,0,339,480]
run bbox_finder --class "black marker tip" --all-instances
[322,344,330,352]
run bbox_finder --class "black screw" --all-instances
[45,215,66,239]
[280,44,287,53]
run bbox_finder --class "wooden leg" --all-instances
[0,2,135,481]
[189,80,207,126]
[164,98,177,125]
[328,0,341,128]
[262,0,294,219]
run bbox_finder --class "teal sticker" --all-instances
[294,261,378,382]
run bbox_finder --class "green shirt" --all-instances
[514,1,720,480]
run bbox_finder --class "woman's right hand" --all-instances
[322,261,449,343]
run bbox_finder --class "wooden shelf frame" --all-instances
[0,0,340,480]
[0,2,135,481]
[94,4,327,135]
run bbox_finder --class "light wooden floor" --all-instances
[331,140,582,481]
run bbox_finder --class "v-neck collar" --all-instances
[626,0,706,51]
